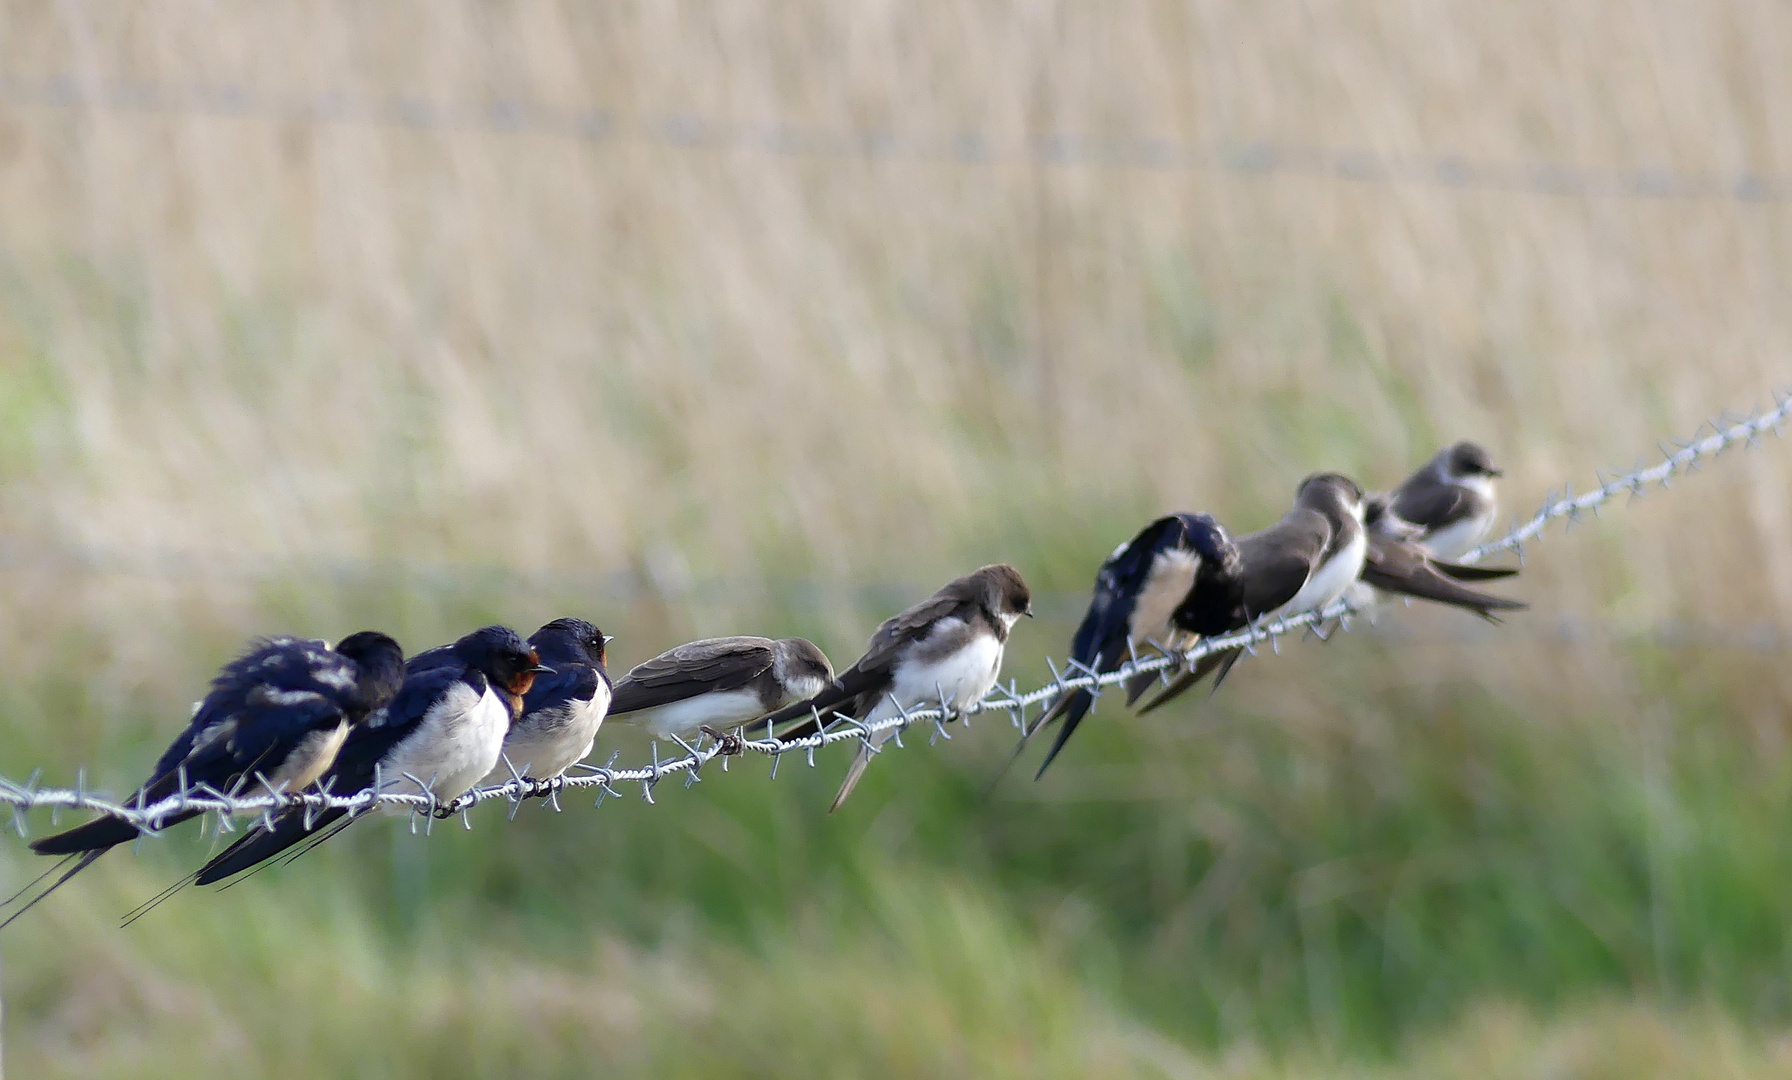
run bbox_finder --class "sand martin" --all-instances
[608,636,834,741]
[1377,441,1503,560]
[765,565,1033,812]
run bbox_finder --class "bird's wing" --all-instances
[1361,539,1528,619]
[608,638,775,713]
[1236,509,1331,616]
[1391,481,1474,532]
[856,593,973,674]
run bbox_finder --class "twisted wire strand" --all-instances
[1,393,1787,835]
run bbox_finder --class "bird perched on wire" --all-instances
[3,631,405,929]
[1136,472,1371,715]
[607,636,834,744]
[1027,513,1243,780]
[183,625,549,888]
[1371,440,1503,560]
[763,564,1033,812]
[478,618,612,791]
[1351,441,1514,614]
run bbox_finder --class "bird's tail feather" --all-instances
[29,814,141,857]
[0,849,105,931]
[828,746,874,813]
[1135,649,1239,716]
[1435,562,1519,582]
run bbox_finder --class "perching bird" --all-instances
[1136,473,1369,715]
[1374,440,1503,560]
[1353,442,1513,614]
[1029,513,1243,779]
[187,625,548,887]
[3,631,405,929]
[478,618,612,789]
[607,636,834,741]
[764,564,1033,812]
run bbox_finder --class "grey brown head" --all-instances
[772,637,836,699]
[972,563,1033,623]
[1295,472,1367,519]
[1441,441,1502,480]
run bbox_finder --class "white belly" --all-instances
[863,630,1005,747]
[618,688,768,740]
[380,683,511,809]
[1128,549,1200,648]
[1278,529,1368,619]
[1422,508,1494,561]
[481,680,612,785]
[266,719,350,792]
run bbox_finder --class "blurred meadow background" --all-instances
[2,1,1792,1076]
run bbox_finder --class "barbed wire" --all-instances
[0,392,1786,839]
[3,72,1789,201]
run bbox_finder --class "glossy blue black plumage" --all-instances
[190,625,539,886]
[5,632,403,928]
[1034,514,1241,779]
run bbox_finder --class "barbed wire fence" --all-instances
[0,393,1785,843]
[5,72,1792,202]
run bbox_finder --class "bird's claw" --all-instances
[700,726,744,756]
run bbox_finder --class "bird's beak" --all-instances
[602,635,616,645]
[1488,467,1505,478]
[1025,606,1035,618]
[530,663,556,674]
[828,679,847,693]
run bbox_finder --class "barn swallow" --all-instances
[1136,473,1368,715]
[478,618,612,789]
[608,636,834,740]
[1377,440,1503,559]
[187,625,547,887]
[2,631,405,929]
[1028,513,1242,779]
[764,564,1033,812]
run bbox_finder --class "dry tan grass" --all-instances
[0,0,1786,710]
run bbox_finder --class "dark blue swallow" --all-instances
[3,631,405,929]
[1030,513,1242,779]
[479,618,613,789]
[184,625,547,890]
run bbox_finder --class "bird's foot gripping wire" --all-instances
[700,726,745,756]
